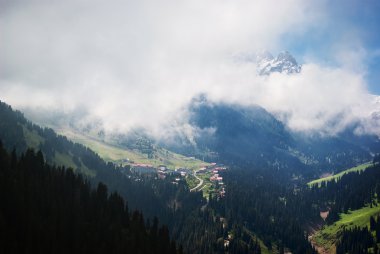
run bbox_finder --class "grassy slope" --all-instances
[308,162,372,187]
[24,124,210,198]
[56,128,209,170]
[22,125,45,150]
[22,126,95,175]
[313,205,380,252]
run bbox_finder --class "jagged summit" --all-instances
[257,51,301,75]
[238,50,301,75]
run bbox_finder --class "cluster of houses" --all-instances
[209,165,227,198]
[203,163,226,182]
[198,163,227,198]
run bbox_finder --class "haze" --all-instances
[1,0,379,136]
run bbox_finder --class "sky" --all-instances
[1,0,380,136]
[282,0,380,94]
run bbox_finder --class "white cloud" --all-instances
[0,0,378,137]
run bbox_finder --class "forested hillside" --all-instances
[336,216,380,253]
[0,100,258,253]
[3,100,380,253]
[0,142,181,254]
[0,101,109,175]
[210,160,380,253]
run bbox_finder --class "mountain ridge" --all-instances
[239,50,302,75]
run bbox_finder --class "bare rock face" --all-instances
[256,50,301,75]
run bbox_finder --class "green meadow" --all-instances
[308,162,372,187]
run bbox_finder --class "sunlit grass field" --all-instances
[308,162,372,187]
[313,205,380,252]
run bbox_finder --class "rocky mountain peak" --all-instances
[256,50,301,75]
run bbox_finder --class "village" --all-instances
[126,162,227,199]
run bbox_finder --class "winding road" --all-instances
[190,169,204,192]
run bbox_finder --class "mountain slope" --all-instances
[0,144,181,254]
[0,101,112,176]
[162,95,377,179]
[1,100,207,173]
[312,205,380,253]
[188,96,299,169]
[292,131,376,175]
[55,127,208,170]
[0,101,171,217]
[308,163,380,252]
[307,162,372,187]
[0,100,231,253]
[3,98,380,253]
[0,100,165,216]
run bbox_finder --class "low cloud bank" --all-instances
[1,0,379,138]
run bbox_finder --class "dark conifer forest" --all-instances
[0,143,181,254]
[336,225,377,254]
